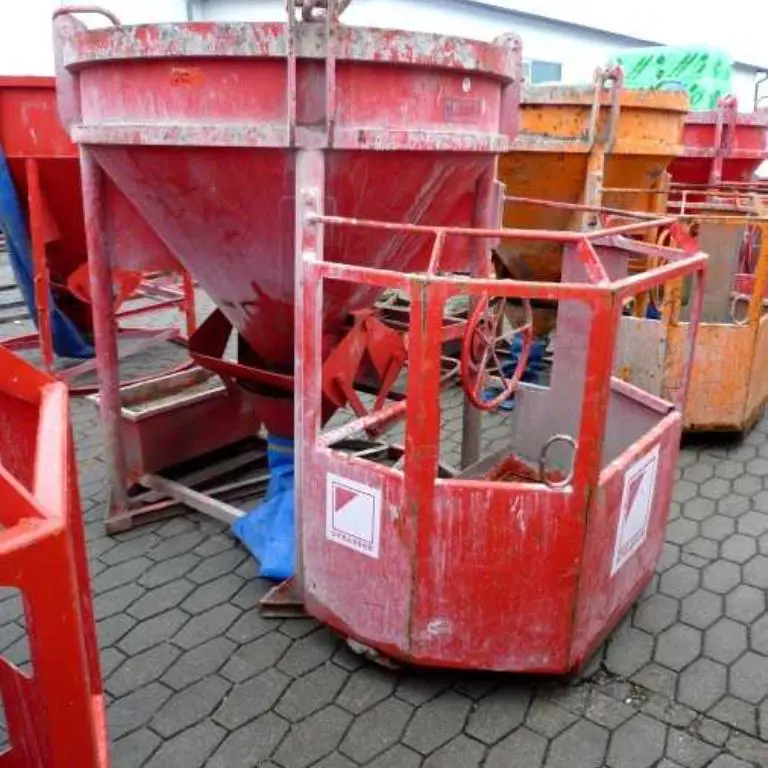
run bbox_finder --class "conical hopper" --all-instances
[669,106,768,187]
[497,83,689,282]
[54,13,518,434]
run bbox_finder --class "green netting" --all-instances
[611,46,733,111]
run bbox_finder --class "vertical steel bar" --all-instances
[461,164,497,469]
[25,158,54,372]
[294,148,326,597]
[79,148,130,525]
[181,269,197,336]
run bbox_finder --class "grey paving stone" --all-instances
[707,755,754,768]
[746,457,768,476]
[187,548,246,585]
[336,665,397,713]
[340,696,413,763]
[226,608,278,643]
[683,497,716,521]
[673,481,698,503]
[453,676,499,700]
[632,663,677,697]
[738,510,768,535]
[403,691,471,754]
[665,729,720,768]
[682,464,714,483]
[640,694,697,729]
[694,716,731,746]
[680,588,723,629]
[193,533,233,558]
[111,728,162,768]
[545,719,609,768]
[100,533,159,566]
[700,478,730,500]
[173,603,240,650]
[272,705,352,768]
[208,712,289,768]
[732,474,761,496]
[682,537,719,561]
[313,752,357,768]
[759,701,768,740]
[702,561,741,595]
[525,699,579,738]
[485,726,547,768]
[98,614,137,648]
[180,574,243,614]
[752,613,768,654]
[148,530,207,562]
[708,696,757,735]
[366,745,423,768]
[118,609,188,656]
[667,518,699,545]
[126,580,195,621]
[108,682,173,739]
[633,594,679,634]
[143,720,225,768]
[677,657,727,711]
[605,623,654,676]
[280,618,322,639]
[92,557,152,594]
[659,564,699,599]
[275,662,349,722]
[537,685,588,717]
[93,583,145,621]
[701,515,736,541]
[721,534,757,563]
[275,627,338,677]
[214,667,290,729]
[717,495,750,518]
[726,732,768,766]
[705,618,748,664]
[715,461,746,480]
[422,735,485,767]
[725,584,765,623]
[100,646,127,679]
[743,554,768,588]
[230,578,271,610]
[582,691,633,730]
[465,685,530,744]
[657,543,682,572]
[107,643,181,698]
[729,651,768,704]
[161,636,236,691]
[606,714,666,768]
[655,624,702,671]
[396,674,452,705]
[140,554,201,589]
[151,674,231,737]
[221,631,292,683]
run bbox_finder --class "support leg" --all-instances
[26,158,54,372]
[80,149,130,531]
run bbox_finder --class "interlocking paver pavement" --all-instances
[2,279,768,765]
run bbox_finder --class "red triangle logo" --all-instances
[334,485,358,513]
[623,471,646,520]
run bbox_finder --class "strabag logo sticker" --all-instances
[611,444,660,576]
[326,473,381,559]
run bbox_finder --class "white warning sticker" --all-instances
[325,473,381,559]
[611,444,660,576]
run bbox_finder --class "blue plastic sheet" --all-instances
[0,148,93,359]
[232,435,295,581]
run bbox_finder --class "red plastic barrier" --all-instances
[0,347,108,767]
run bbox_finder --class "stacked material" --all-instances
[613,46,733,110]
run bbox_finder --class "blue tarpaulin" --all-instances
[232,435,295,581]
[0,148,93,359]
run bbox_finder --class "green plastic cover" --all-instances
[612,46,733,111]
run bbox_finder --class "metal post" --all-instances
[461,165,497,469]
[26,158,54,372]
[79,148,130,529]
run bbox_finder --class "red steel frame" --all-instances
[0,347,108,767]
[0,76,197,394]
[292,148,707,671]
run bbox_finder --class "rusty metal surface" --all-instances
[498,77,688,282]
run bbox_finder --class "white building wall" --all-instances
[195,0,761,107]
[0,0,188,76]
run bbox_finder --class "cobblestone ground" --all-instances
[1,278,768,766]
